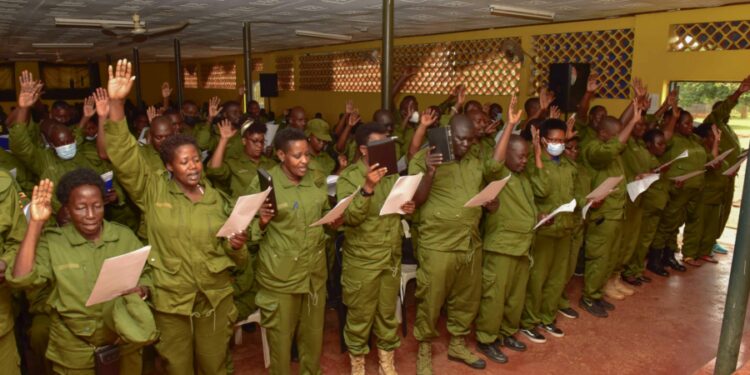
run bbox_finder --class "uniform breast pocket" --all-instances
[149,256,183,292]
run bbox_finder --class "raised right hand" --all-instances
[217,119,237,140]
[107,59,135,100]
[18,71,44,109]
[30,179,54,223]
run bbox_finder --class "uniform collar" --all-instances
[272,164,313,188]
[62,220,119,246]
[166,176,218,204]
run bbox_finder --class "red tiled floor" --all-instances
[232,248,750,374]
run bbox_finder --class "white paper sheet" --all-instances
[723,156,748,176]
[380,173,423,216]
[671,170,705,183]
[85,246,151,307]
[581,201,594,219]
[9,168,17,179]
[464,175,512,208]
[705,148,735,167]
[655,150,689,172]
[215,188,272,238]
[533,199,576,230]
[397,156,408,173]
[100,171,114,191]
[265,122,280,148]
[326,175,339,197]
[626,173,660,202]
[310,188,359,227]
[586,176,624,200]
[647,93,661,114]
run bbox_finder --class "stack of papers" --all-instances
[582,176,624,218]
[464,175,512,208]
[310,188,359,226]
[723,157,748,176]
[626,174,660,202]
[705,148,734,167]
[380,173,423,216]
[533,199,577,230]
[216,188,272,237]
[655,150,688,172]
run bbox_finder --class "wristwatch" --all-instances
[360,188,374,197]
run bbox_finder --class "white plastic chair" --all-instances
[234,309,270,368]
[398,264,418,336]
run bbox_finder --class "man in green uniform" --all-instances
[580,109,640,318]
[8,170,157,374]
[0,148,36,195]
[306,118,336,176]
[0,169,25,375]
[338,123,415,375]
[519,119,575,342]
[249,128,339,375]
[409,99,517,373]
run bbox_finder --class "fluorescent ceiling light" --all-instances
[32,43,93,49]
[295,29,352,41]
[55,17,144,28]
[210,46,243,51]
[489,4,554,22]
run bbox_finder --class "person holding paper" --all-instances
[689,123,727,265]
[7,171,156,374]
[0,169,26,375]
[579,102,640,317]
[248,128,339,375]
[103,59,249,375]
[337,122,415,375]
[652,109,709,273]
[519,119,576,341]
[409,95,518,373]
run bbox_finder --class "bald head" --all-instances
[373,109,395,135]
[506,134,529,173]
[449,114,477,160]
[597,116,623,141]
[289,106,306,130]
[149,115,176,151]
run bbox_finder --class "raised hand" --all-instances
[632,77,647,98]
[631,98,643,124]
[507,94,523,126]
[347,109,361,128]
[419,108,438,129]
[739,75,750,94]
[30,179,54,223]
[539,88,552,110]
[531,126,542,153]
[161,82,172,98]
[345,99,354,115]
[217,119,237,140]
[566,114,578,140]
[549,105,561,119]
[82,95,96,118]
[712,125,722,144]
[146,106,157,123]
[364,163,388,193]
[587,73,601,93]
[208,96,222,120]
[456,84,466,107]
[93,88,110,118]
[238,84,246,97]
[107,59,135,100]
[18,70,44,109]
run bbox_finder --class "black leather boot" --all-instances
[662,248,687,272]
[646,248,669,277]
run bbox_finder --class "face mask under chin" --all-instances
[55,143,77,160]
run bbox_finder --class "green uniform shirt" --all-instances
[582,138,627,220]
[206,153,276,199]
[530,153,577,237]
[408,145,505,252]
[0,149,36,195]
[662,133,708,190]
[574,119,597,147]
[0,171,26,336]
[249,165,330,294]
[105,118,247,316]
[704,98,742,166]
[483,167,538,256]
[337,161,402,270]
[568,158,592,226]
[309,151,336,177]
[703,160,731,204]
[641,154,670,211]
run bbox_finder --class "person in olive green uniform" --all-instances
[409,100,518,373]
[519,119,575,341]
[0,169,25,375]
[652,110,710,272]
[580,110,640,318]
[306,118,337,176]
[338,123,416,375]
[103,60,249,375]
[8,171,157,374]
[248,128,339,375]
[0,148,36,195]
[623,128,671,280]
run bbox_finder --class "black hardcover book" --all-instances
[427,127,455,162]
[367,137,399,176]
[257,168,277,210]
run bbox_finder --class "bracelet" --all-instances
[360,189,374,197]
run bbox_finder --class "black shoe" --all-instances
[501,336,527,352]
[597,299,615,311]
[558,307,579,319]
[637,275,652,283]
[622,275,642,286]
[579,297,608,318]
[520,328,547,343]
[647,248,670,277]
[477,342,508,364]
[541,323,564,338]
[662,249,687,272]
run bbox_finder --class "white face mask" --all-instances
[85,135,97,141]
[409,111,420,124]
[55,143,77,160]
[546,142,565,157]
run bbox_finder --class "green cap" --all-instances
[305,119,332,142]
[103,293,158,345]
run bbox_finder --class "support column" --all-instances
[132,48,142,109]
[243,21,253,108]
[174,39,184,107]
[380,0,394,111]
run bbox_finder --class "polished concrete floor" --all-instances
[232,233,749,375]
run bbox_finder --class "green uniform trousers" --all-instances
[699,204,724,258]
[342,265,400,356]
[414,248,482,342]
[255,284,326,375]
[624,204,663,278]
[653,187,704,257]
[522,234,572,329]
[0,330,20,375]
[584,218,622,301]
[475,252,530,344]
[559,225,585,310]
[154,293,237,375]
[617,201,643,275]
[719,181,735,233]
[29,313,53,375]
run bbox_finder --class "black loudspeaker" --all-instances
[259,73,279,98]
[548,63,590,113]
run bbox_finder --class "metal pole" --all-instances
[243,22,253,108]
[715,157,750,375]
[380,0,394,111]
[132,48,142,110]
[174,39,184,107]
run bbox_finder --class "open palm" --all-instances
[30,179,54,223]
[108,59,135,100]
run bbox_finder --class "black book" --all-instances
[257,168,277,210]
[427,127,455,162]
[367,137,399,176]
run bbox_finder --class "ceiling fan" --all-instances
[55,14,189,45]
[499,39,534,64]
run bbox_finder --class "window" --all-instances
[0,63,15,101]
[39,63,99,100]
[183,64,198,89]
[670,81,750,131]
[200,62,237,90]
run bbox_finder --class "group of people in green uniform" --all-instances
[0,56,748,375]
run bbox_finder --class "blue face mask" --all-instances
[495,112,502,121]
[546,142,565,157]
[55,143,77,160]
